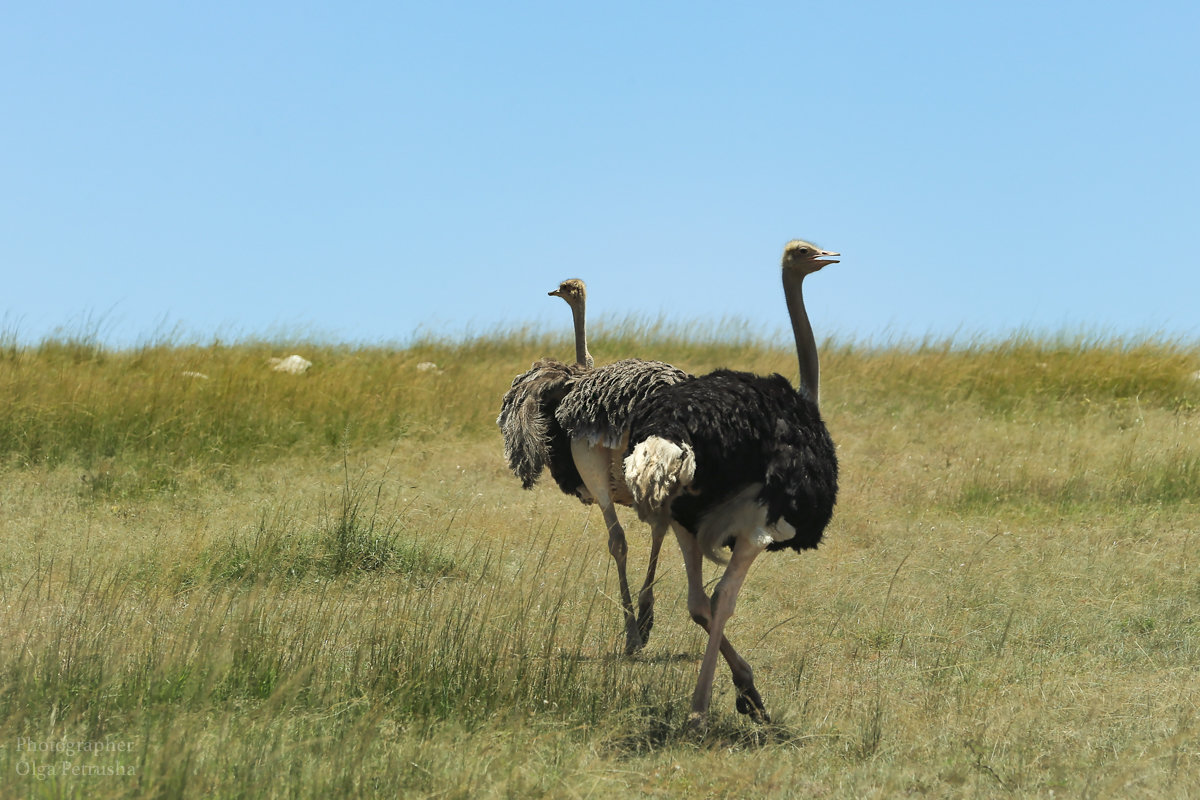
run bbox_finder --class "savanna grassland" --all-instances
[1,328,1199,798]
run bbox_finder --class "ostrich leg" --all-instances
[673,526,768,726]
[571,439,645,654]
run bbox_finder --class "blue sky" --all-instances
[3,1,1198,348]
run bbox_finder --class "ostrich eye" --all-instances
[796,247,810,256]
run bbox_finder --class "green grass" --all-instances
[1,329,1199,797]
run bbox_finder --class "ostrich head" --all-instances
[782,240,839,276]
[548,278,587,307]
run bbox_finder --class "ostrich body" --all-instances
[622,240,840,724]
[497,280,689,653]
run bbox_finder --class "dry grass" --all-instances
[1,330,1198,797]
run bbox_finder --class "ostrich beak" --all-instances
[548,289,562,297]
[815,250,840,265]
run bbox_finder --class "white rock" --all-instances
[269,354,312,374]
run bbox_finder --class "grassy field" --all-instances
[1,328,1198,798]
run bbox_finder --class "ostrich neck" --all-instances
[570,303,594,368]
[782,269,820,406]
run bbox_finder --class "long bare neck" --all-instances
[782,269,820,406]
[569,301,593,368]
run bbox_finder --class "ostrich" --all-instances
[497,279,690,654]
[622,239,840,725]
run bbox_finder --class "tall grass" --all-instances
[5,330,1196,467]
[0,474,698,796]
[1,329,1198,797]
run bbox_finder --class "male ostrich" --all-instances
[622,240,840,725]
[497,280,689,654]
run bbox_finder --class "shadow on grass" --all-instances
[604,698,814,756]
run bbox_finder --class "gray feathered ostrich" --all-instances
[623,240,840,726]
[497,280,690,654]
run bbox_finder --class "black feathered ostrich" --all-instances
[623,240,840,725]
[497,280,689,654]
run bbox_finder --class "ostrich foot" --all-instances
[623,624,645,656]
[734,684,770,724]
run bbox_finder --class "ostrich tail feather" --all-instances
[624,436,695,517]
[497,359,580,489]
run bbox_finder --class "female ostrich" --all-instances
[497,280,689,654]
[622,240,840,725]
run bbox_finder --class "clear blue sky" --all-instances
[3,1,1198,348]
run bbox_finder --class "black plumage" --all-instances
[626,369,837,554]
